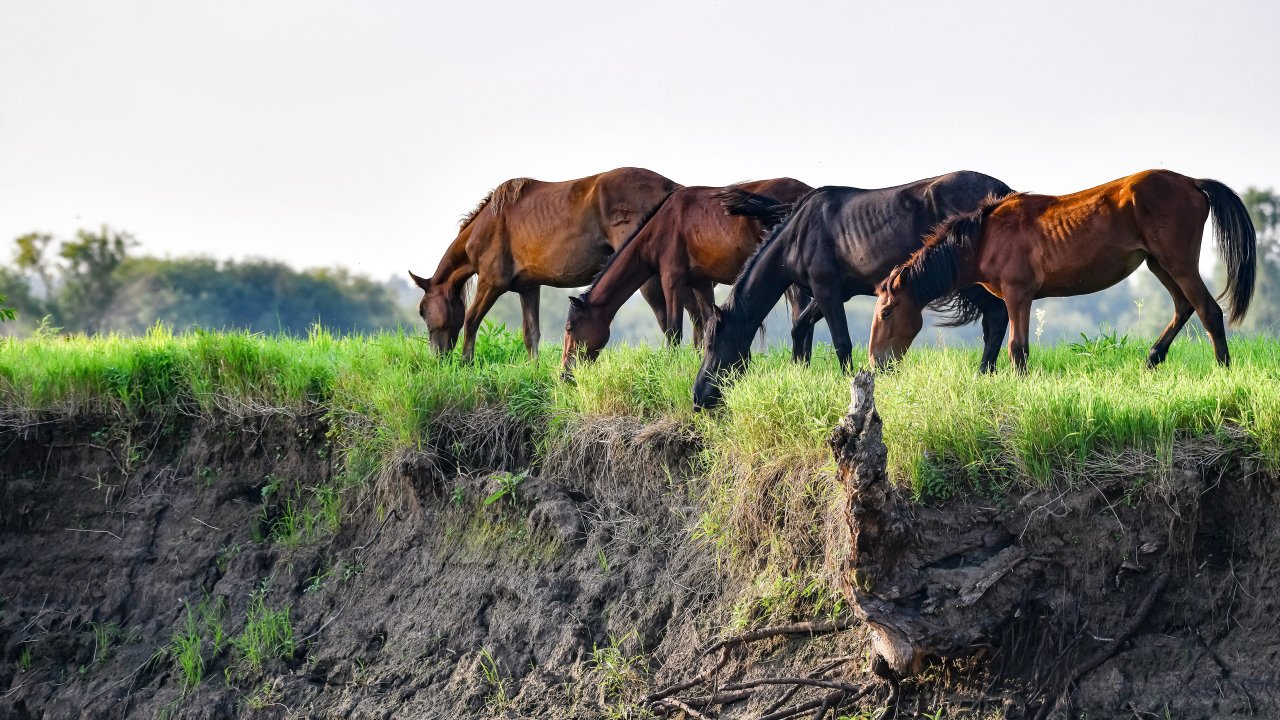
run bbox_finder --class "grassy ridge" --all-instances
[1,324,1277,498]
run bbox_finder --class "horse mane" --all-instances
[459,177,533,229]
[577,190,676,300]
[884,193,1012,306]
[722,186,826,314]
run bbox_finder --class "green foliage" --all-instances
[477,648,512,713]
[14,645,33,673]
[168,595,227,691]
[4,229,412,337]
[590,631,648,699]
[229,589,294,676]
[483,471,525,507]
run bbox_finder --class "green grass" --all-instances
[2,324,1277,555]
[168,595,226,691]
[2,324,1276,485]
[229,590,293,676]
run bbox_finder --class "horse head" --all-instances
[868,273,925,370]
[409,270,464,355]
[692,305,751,411]
[560,295,609,380]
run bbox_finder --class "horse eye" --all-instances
[879,305,895,320]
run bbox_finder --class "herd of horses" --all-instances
[409,167,1257,410]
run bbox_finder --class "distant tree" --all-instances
[13,232,55,299]
[0,266,41,326]
[105,256,413,335]
[56,226,136,333]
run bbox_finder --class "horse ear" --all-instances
[408,270,431,291]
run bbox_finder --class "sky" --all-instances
[2,0,1278,282]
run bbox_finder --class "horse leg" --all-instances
[813,288,852,372]
[1144,258,1194,368]
[964,287,1008,374]
[460,281,504,363]
[661,274,686,346]
[786,286,817,364]
[689,281,716,348]
[1004,293,1033,374]
[1170,269,1230,366]
[639,277,669,335]
[518,287,540,358]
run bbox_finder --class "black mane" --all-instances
[886,193,1012,306]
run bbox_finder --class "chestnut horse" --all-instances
[409,168,683,361]
[692,171,1014,410]
[561,178,813,375]
[869,170,1256,371]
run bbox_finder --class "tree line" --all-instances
[2,187,1277,341]
[0,227,412,336]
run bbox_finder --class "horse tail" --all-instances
[1195,179,1256,324]
[714,188,794,230]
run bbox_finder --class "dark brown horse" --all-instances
[409,168,682,361]
[560,178,813,375]
[870,170,1256,371]
[692,171,1014,410]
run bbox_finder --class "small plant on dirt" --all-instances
[230,588,294,677]
[15,645,33,672]
[590,631,648,704]
[216,543,243,572]
[477,648,512,712]
[451,485,467,506]
[483,471,525,507]
[242,679,283,710]
[169,596,226,691]
[84,621,135,667]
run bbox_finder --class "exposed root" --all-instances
[1032,572,1170,720]
[645,619,863,718]
[698,619,857,660]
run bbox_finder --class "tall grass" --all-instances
[2,325,1276,497]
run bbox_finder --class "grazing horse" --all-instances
[409,168,682,361]
[691,171,1015,411]
[560,178,814,376]
[869,170,1256,372]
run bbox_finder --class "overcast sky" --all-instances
[2,0,1277,281]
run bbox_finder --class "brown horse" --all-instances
[869,170,1256,371]
[409,167,683,361]
[561,178,813,374]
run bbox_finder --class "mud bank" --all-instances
[1,389,1277,719]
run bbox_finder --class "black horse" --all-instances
[693,171,1015,410]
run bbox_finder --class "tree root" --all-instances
[1032,572,1169,720]
[645,619,873,719]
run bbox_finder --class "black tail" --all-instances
[715,188,794,230]
[1195,179,1256,324]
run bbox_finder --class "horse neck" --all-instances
[584,232,658,322]
[432,230,476,295]
[722,243,793,348]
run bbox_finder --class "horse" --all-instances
[409,167,687,361]
[691,171,1015,411]
[869,170,1256,372]
[560,178,814,376]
